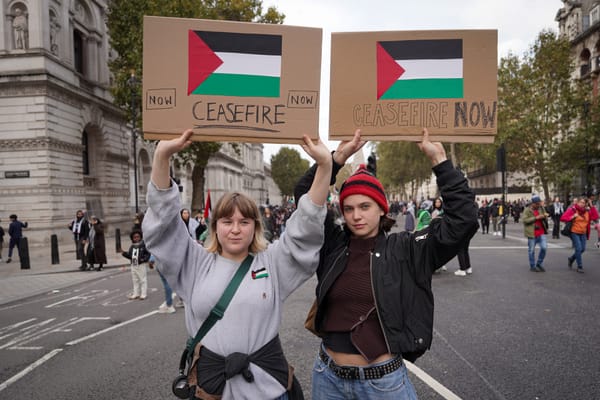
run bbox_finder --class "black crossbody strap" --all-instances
[187,254,254,354]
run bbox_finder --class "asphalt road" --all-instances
[1,220,599,399]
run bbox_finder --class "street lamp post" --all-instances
[128,71,139,214]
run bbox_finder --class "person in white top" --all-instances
[143,128,365,400]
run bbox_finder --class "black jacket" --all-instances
[295,159,478,362]
[121,240,151,265]
[68,218,90,241]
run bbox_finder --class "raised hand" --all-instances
[333,129,367,165]
[301,135,332,168]
[151,129,194,189]
[155,129,194,160]
[417,128,447,166]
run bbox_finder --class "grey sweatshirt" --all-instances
[143,182,325,400]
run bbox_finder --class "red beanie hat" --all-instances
[339,165,388,213]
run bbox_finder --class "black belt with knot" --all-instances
[319,347,403,380]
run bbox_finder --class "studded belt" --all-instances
[319,347,403,380]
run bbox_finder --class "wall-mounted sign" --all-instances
[5,170,30,179]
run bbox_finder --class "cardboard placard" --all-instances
[329,30,498,143]
[143,16,322,143]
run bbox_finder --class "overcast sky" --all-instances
[260,0,564,162]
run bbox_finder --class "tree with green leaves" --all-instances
[270,147,309,201]
[107,0,285,209]
[375,141,443,200]
[496,30,584,200]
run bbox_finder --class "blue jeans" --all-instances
[312,348,418,400]
[527,235,547,267]
[569,233,587,268]
[158,271,173,306]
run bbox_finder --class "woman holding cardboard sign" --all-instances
[142,128,359,399]
[295,128,479,399]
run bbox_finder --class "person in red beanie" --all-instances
[295,128,479,400]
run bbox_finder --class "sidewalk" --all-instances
[0,238,128,306]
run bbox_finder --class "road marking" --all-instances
[0,348,63,392]
[0,317,110,350]
[405,360,462,400]
[65,310,158,346]
[432,328,508,400]
[0,318,37,335]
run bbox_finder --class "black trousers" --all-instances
[552,215,561,238]
[457,238,471,270]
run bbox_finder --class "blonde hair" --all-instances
[204,192,268,254]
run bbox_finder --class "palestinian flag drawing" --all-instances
[188,30,282,97]
[377,39,463,100]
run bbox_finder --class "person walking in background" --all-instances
[143,128,334,399]
[180,208,199,241]
[149,254,176,314]
[511,200,523,223]
[194,211,208,243]
[522,195,549,272]
[416,199,432,231]
[490,198,501,235]
[404,202,415,232]
[479,199,490,234]
[561,196,599,273]
[6,214,28,264]
[262,206,276,242]
[120,230,151,300]
[68,209,90,270]
[295,128,478,400]
[431,197,444,218]
[454,237,473,276]
[549,196,564,239]
[87,216,107,271]
[432,197,447,273]
[0,219,5,262]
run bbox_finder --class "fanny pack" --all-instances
[172,255,254,400]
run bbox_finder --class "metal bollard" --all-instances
[19,237,31,269]
[115,228,121,253]
[51,234,60,264]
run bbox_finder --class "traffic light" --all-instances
[367,153,377,176]
[496,144,506,172]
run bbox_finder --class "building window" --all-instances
[82,130,89,175]
[73,29,84,74]
[591,5,600,27]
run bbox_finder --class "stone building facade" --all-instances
[0,0,280,248]
[556,0,600,196]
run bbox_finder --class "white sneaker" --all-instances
[440,265,447,271]
[466,267,473,274]
[158,304,176,314]
[454,270,467,276]
[175,299,184,308]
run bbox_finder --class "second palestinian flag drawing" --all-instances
[377,39,463,100]
[188,30,282,97]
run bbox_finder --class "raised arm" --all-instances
[294,129,366,203]
[417,128,447,167]
[150,129,193,189]
[300,135,333,206]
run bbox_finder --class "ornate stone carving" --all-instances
[0,137,82,154]
[12,7,29,50]
[50,13,61,55]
